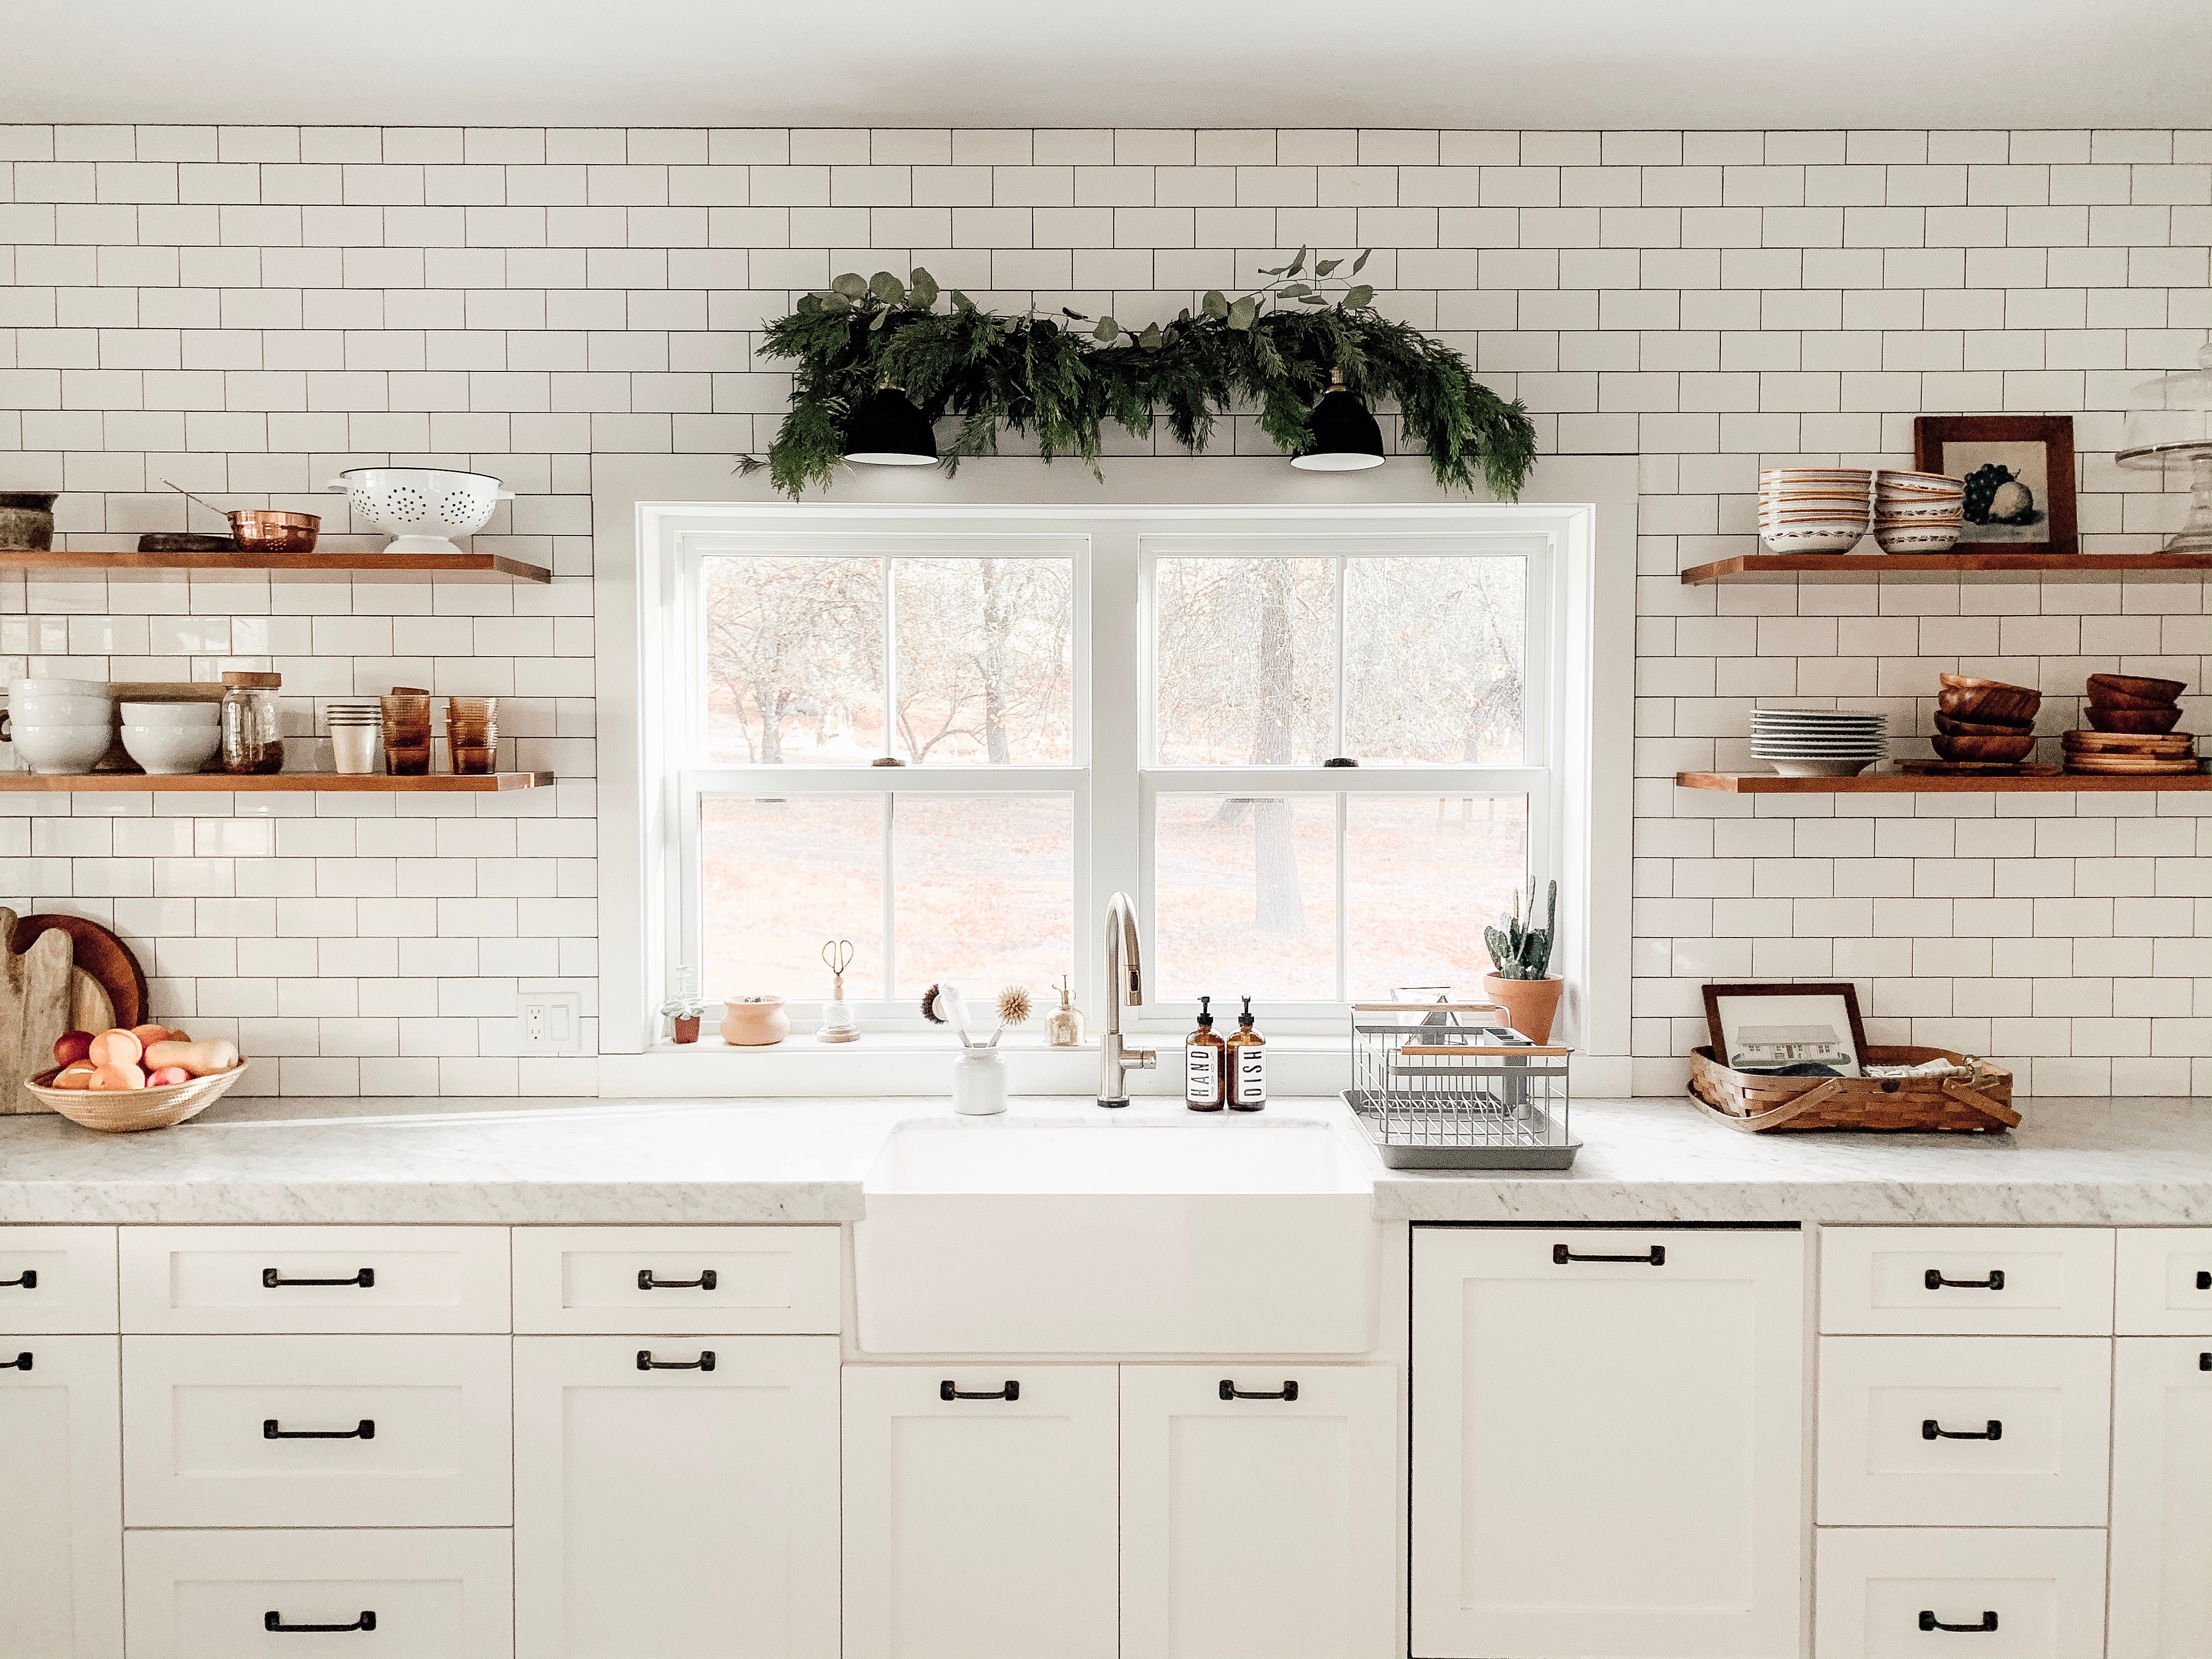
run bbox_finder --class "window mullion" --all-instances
[881,793,897,1001]
[881,557,897,761]
[1331,552,1347,760]
[1334,788,1348,1003]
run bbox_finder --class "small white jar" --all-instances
[952,1048,1007,1116]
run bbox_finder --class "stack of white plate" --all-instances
[1757,469,1871,553]
[1872,470,1965,552]
[1750,709,1888,777]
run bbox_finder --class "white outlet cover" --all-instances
[519,992,584,1054]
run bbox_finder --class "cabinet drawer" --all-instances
[1814,1527,2106,1659]
[1817,1336,2111,1527]
[123,1335,512,1528]
[2116,1228,2212,1336]
[120,1227,510,1334]
[1819,1227,2114,1335]
[125,1529,514,1659]
[0,1226,118,1336]
[512,1226,839,1335]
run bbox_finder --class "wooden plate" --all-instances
[2062,730,2195,752]
[1899,759,2059,776]
[2064,758,2203,774]
[10,915,144,1029]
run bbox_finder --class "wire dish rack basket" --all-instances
[1344,1001,1578,1169]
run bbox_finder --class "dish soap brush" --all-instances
[989,985,1032,1047]
[921,982,979,1046]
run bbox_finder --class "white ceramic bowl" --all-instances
[1875,469,1966,493]
[1763,758,1877,777]
[7,692,113,726]
[120,701,219,727]
[121,724,222,776]
[1875,523,1963,553]
[10,676,105,700]
[1759,524,1867,553]
[326,467,512,555]
[13,723,115,774]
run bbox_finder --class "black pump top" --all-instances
[1238,996,1256,1029]
[1195,996,1214,1029]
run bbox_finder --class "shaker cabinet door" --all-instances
[0,1335,122,1658]
[2108,1337,2212,1659]
[1410,1226,1805,1659]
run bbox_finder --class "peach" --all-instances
[50,1060,97,1090]
[146,1066,190,1087]
[88,1029,143,1068]
[53,1030,93,1067]
[86,1062,145,1092]
[129,1024,171,1047]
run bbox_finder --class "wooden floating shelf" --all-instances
[1680,552,2212,585]
[0,550,552,584]
[0,771,556,793]
[1678,770,2210,794]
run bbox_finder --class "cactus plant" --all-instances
[1483,879,1558,980]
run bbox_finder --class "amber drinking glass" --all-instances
[446,696,497,775]
[380,693,432,776]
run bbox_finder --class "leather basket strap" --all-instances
[1689,1074,1847,1131]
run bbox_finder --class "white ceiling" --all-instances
[4,0,2204,131]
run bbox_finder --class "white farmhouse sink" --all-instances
[854,1117,1378,1355]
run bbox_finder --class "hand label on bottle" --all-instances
[1185,1045,1218,1103]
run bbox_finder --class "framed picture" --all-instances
[1914,415,2078,556]
[1701,983,1870,1078]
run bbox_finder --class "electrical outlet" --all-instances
[518,993,584,1054]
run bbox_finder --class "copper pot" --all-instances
[228,509,319,552]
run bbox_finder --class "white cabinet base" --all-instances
[2109,1338,2212,1658]
[1815,1528,2106,1658]
[0,1335,122,1658]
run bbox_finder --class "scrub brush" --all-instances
[921,981,978,1046]
[989,985,1032,1047]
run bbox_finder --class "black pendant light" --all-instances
[1290,369,1386,471]
[843,385,938,467]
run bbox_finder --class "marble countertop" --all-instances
[0,1092,2203,1226]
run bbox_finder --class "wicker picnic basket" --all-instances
[1688,1045,2018,1133]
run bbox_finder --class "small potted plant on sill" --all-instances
[1483,878,1564,1044]
[661,968,704,1045]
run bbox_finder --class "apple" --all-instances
[146,1065,190,1087]
[53,1030,93,1067]
[129,1024,171,1047]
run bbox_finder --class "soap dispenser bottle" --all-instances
[1046,973,1086,1048]
[1184,996,1226,1111]
[1227,996,1267,1110]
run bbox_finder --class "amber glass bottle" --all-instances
[1226,996,1267,1110]
[1184,996,1226,1111]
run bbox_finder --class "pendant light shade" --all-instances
[844,386,938,467]
[1290,370,1386,471]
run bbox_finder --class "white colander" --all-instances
[325,467,514,556]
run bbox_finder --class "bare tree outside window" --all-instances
[894,559,1074,764]
[703,557,882,764]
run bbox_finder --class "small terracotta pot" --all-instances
[1481,974,1565,1044]
[671,1014,701,1045]
[720,996,789,1047]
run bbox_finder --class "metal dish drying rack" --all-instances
[1344,1001,1578,1169]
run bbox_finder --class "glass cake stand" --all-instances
[2117,342,2212,554]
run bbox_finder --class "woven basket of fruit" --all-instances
[29,1025,248,1132]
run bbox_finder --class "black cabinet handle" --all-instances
[266,1611,376,1633]
[2199,1352,2209,1371]
[1925,1268,2005,1290]
[1923,1419,2001,1441]
[2197,1271,2210,1291]
[264,1418,374,1440]
[637,1269,718,1290]
[0,1271,35,1289]
[1553,1243,1665,1266]
[263,1268,374,1288]
[636,1350,716,1371]
[3,1352,30,1372]
[1219,1379,1299,1401]
[940,1380,1019,1401]
[1919,1611,1997,1633]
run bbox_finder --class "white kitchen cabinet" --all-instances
[1814,1527,2106,1658]
[842,1364,1119,1659]
[513,1335,839,1658]
[1819,1226,2115,1336]
[0,1335,122,1658]
[120,1226,510,1334]
[1409,1226,1804,1659]
[512,1226,840,1335]
[2115,1229,2212,1336]
[2108,1338,2212,1659]
[1120,1364,1397,1659]
[124,1528,514,1659]
[123,1334,512,1528]
[1816,1335,2111,1527]
[0,1226,118,1335]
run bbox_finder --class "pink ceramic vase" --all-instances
[719,996,789,1046]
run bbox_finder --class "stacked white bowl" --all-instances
[1872,470,1966,552]
[325,700,383,775]
[6,677,114,774]
[120,701,220,776]
[1756,469,1872,552]
[1750,708,1888,777]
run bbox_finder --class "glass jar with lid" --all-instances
[219,670,285,774]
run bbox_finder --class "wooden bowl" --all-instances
[2085,685,2177,712]
[2087,672,2186,703]
[1934,712,2038,736]
[2086,707,2183,735]
[1933,733,2036,763]
[25,1059,250,1132]
[1936,686,2041,724]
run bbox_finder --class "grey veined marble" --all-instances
[0,1091,2203,1227]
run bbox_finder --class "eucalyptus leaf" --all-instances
[1286,245,1308,275]
[1093,316,1118,342]
[1203,290,1229,319]
[1315,258,1341,276]
[1062,307,1089,321]
[1227,296,1258,331]
[1259,264,1285,276]
[796,294,823,314]
[1139,322,1162,349]
[1162,325,1177,345]
[1344,284,1374,307]
[1177,307,1190,323]
[908,268,939,307]
[951,290,975,311]
[1351,248,1371,273]
[1297,294,1328,304]
[1278,282,1312,298]
[820,292,853,312]
[869,272,905,304]
[868,309,888,330]
[831,273,868,298]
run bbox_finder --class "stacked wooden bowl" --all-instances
[2067,675,2199,776]
[1918,674,2050,775]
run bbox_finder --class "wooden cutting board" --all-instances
[0,907,75,1114]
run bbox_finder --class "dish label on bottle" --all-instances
[1184,1045,1218,1103]
[1235,1048,1267,1104]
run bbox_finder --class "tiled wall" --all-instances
[0,122,2207,1098]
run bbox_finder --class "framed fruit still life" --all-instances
[1914,414,2078,556]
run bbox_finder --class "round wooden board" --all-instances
[10,915,144,1029]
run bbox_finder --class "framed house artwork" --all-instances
[1701,983,1871,1078]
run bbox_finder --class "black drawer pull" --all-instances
[1919,1610,1997,1633]
[637,1269,718,1290]
[2198,1271,2210,1291]
[1925,1268,2005,1291]
[940,1380,1019,1401]
[1219,1379,1299,1401]
[636,1350,716,1371]
[266,1611,376,1633]
[0,1271,35,1289]
[264,1418,375,1440]
[1554,1243,1665,1266]
[3,1352,30,1371]
[2199,1352,2209,1371]
[1923,1418,2001,1441]
[263,1268,374,1288]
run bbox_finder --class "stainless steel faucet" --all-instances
[1099,891,1156,1107]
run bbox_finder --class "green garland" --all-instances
[738,250,1538,500]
